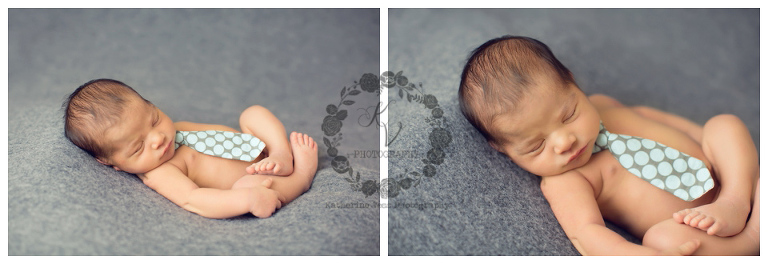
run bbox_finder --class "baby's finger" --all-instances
[677,239,701,256]
[260,177,274,188]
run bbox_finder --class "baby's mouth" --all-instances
[568,145,587,164]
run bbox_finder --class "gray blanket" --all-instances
[387,9,758,255]
[9,9,380,255]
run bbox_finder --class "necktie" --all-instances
[592,122,714,201]
[175,130,266,162]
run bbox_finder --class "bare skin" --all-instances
[238,105,295,176]
[622,104,755,237]
[489,77,758,255]
[98,96,317,219]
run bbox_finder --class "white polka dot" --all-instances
[649,149,665,162]
[242,143,252,152]
[223,132,234,138]
[628,168,642,178]
[681,172,695,186]
[232,147,242,156]
[619,134,631,139]
[665,147,680,159]
[634,151,649,166]
[642,165,657,179]
[223,140,234,150]
[233,136,243,145]
[250,149,261,158]
[222,153,233,159]
[608,133,618,141]
[187,134,198,144]
[205,137,215,147]
[658,162,673,176]
[627,139,641,151]
[206,130,216,135]
[611,140,626,155]
[197,131,208,139]
[241,134,253,141]
[258,142,266,150]
[215,134,225,142]
[194,142,207,152]
[642,139,656,149]
[239,154,252,162]
[688,157,703,170]
[666,175,681,189]
[250,137,261,146]
[674,158,689,172]
[697,168,710,181]
[619,154,634,168]
[203,150,214,156]
[650,179,665,189]
[704,179,715,190]
[689,186,704,199]
[213,145,224,155]
[596,134,608,147]
[674,189,689,200]
[176,133,184,143]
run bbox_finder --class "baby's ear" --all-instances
[96,158,122,171]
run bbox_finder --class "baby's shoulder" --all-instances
[549,151,618,197]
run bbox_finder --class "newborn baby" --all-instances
[458,36,759,255]
[64,79,318,219]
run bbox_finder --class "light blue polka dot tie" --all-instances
[592,122,714,201]
[175,130,266,162]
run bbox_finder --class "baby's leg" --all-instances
[644,179,759,255]
[239,105,294,176]
[673,114,757,237]
[232,132,318,204]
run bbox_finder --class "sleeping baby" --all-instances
[458,36,759,255]
[64,79,318,219]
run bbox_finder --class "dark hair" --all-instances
[63,79,150,159]
[458,35,576,144]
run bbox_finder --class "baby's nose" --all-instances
[151,132,166,149]
[554,133,577,154]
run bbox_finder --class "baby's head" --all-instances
[64,79,176,173]
[459,36,601,176]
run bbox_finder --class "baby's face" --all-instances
[98,97,176,174]
[491,80,601,177]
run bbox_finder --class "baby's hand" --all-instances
[658,239,701,256]
[248,178,286,218]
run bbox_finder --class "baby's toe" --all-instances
[696,216,715,230]
[683,211,701,225]
[689,214,707,227]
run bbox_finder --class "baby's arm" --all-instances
[541,172,699,255]
[140,163,285,219]
[589,94,703,143]
[630,106,704,144]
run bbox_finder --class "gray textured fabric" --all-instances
[9,9,380,255]
[387,9,758,255]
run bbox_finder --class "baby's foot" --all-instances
[246,149,294,176]
[288,132,318,189]
[673,197,751,237]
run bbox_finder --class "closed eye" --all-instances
[564,104,577,122]
[527,140,544,154]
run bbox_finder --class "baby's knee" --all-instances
[240,105,273,122]
[705,114,743,128]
